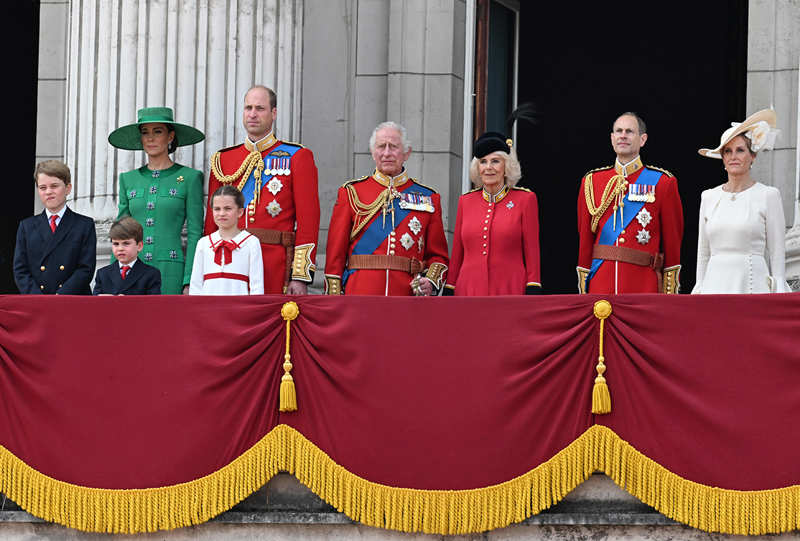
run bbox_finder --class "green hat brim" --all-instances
[108,120,205,151]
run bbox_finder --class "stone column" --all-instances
[63,0,304,263]
[747,0,800,290]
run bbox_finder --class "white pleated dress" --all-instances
[189,230,264,295]
[692,182,790,294]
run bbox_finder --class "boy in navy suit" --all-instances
[94,217,161,295]
[14,160,96,294]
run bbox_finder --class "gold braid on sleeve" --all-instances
[584,173,628,233]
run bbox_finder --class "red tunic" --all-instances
[204,134,320,294]
[577,158,683,294]
[445,186,541,295]
[325,171,449,296]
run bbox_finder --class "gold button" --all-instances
[40,285,44,290]
[40,265,45,271]
[390,231,395,236]
[250,217,255,223]
[483,235,487,239]
[59,265,65,270]
[619,238,626,244]
[488,209,492,213]
[389,250,395,255]
[58,284,62,288]
[483,227,487,231]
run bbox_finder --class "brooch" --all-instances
[267,178,283,196]
[636,229,651,245]
[400,233,414,250]
[176,175,184,183]
[151,170,160,179]
[408,216,422,235]
[636,208,652,228]
[145,236,153,245]
[169,188,178,196]
[169,250,178,260]
[129,190,137,198]
[149,186,158,194]
[144,252,153,261]
[266,200,282,217]
[146,202,155,210]
[145,218,154,226]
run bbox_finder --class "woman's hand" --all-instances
[182,285,190,295]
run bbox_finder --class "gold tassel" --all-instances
[279,301,300,412]
[592,300,612,414]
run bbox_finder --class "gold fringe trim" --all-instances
[2,425,800,535]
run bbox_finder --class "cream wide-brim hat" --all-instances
[698,108,777,159]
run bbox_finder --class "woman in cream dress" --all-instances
[693,109,790,294]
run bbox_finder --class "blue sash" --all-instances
[343,182,434,286]
[240,143,300,207]
[587,167,661,285]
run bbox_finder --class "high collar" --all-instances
[373,168,409,188]
[615,155,643,177]
[244,132,277,153]
[482,184,510,203]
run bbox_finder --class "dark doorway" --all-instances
[0,2,39,293]
[512,2,747,293]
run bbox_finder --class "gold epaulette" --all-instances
[647,165,675,178]
[511,186,531,192]
[411,178,439,194]
[280,140,305,149]
[467,186,481,193]
[340,175,369,188]
[582,165,614,179]
[216,144,242,154]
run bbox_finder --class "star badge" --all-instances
[636,208,652,228]
[636,229,651,245]
[408,216,422,235]
[400,233,414,250]
[267,178,283,196]
[267,200,282,217]
[506,200,515,209]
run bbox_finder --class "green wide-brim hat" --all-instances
[108,107,205,150]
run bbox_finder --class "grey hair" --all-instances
[468,150,522,188]
[369,121,411,152]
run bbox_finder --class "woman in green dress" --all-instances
[108,107,205,294]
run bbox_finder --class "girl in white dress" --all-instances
[189,186,264,295]
[694,108,790,294]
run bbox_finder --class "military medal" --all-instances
[398,192,434,212]
[267,177,283,195]
[506,200,514,209]
[400,233,414,250]
[636,229,651,245]
[267,199,282,217]
[636,208,652,227]
[408,216,422,235]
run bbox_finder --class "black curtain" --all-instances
[515,2,748,293]
[0,2,39,293]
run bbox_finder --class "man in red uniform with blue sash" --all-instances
[576,112,683,294]
[204,85,320,294]
[325,121,449,296]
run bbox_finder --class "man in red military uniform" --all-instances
[204,85,320,294]
[325,121,448,296]
[576,112,683,294]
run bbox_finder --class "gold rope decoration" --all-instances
[209,150,265,204]
[345,184,391,240]
[279,301,299,412]
[584,173,628,232]
[592,300,612,414]
[2,424,800,535]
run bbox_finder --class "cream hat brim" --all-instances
[698,108,777,159]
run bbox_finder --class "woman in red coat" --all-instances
[443,132,541,296]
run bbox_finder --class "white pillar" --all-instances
[783,60,800,291]
[64,0,304,224]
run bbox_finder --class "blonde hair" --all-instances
[468,150,522,188]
